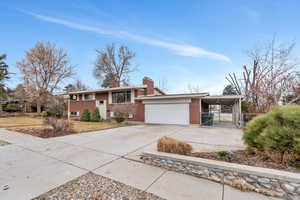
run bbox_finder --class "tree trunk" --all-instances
[37,102,41,113]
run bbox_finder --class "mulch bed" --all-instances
[191,150,300,173]
[14,128,78,138]
[33,172,165,200]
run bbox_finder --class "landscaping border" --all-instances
[141,151,300,199]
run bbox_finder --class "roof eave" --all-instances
[67,85,147,95]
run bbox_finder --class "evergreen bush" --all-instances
[243,105,300,163]
[91,108,101,122]
[80,109,91,121]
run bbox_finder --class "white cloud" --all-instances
[23,11,231,62]
[156,65,228,94]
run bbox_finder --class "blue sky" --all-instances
[1,0,300,94]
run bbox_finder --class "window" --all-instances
[70,111,78,116]
[112,91,131,103]
[84,94,94,100]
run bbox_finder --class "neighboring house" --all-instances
[67,77,243,126]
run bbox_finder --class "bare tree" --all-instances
[93,44,136,88]
[185,83,202,93]
[226,38,300,112]
[64,79,90,93]
[17,42,75,113]
[157,78,168,93]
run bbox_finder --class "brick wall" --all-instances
[143,77,154,95]
[69,100,96,113]
[189,98,200,124]
[107,101,144,121]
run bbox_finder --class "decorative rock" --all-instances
[258,178,270,184]
[260,183,273,189]
[141,154,300,199]
[225,175,236,180]
[245,177,256,183]
[295,187,300,194]
[282,183,296,194]
[290,183,300,188]
[210,175,221,182]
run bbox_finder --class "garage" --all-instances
[145,103,190,125]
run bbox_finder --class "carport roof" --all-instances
[136,94,243,104]
[136,93,209,100]
[202,95,243,104]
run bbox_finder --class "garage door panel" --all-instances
[145,104,189,125]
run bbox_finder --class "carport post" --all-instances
[67,99,70,120]
[199,98,202,126]
[239,97,242,128]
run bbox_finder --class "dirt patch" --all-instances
[192,150,300,173]
[14,128,78,138]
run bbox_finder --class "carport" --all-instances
[200,95,243,127]
[136,94,243,127]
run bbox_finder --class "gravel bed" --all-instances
[0,140,10,146]
[33,172,165,200]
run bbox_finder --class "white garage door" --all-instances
[145,104,189,125]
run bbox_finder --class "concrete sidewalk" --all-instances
[0,126,277,200]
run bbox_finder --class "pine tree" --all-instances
[221,85,237,113]
[0,54,9,88]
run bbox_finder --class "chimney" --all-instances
[143,77,154,95]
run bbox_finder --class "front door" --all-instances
[96,100,107,120]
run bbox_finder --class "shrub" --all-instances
[216,151,228,158]
[41,110,49,117]
[243,105,300,164]
[157,136,192,155]
[80,109,91,121]
[91,108,101,122]
[243,114,268,151]
[111,104,136,123]
[43,117,73,133]
[3,104,22,112]
[45,106,63,117]
[114,111,128,123]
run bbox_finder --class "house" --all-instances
[67,77,243,126]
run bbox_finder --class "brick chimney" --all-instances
[143,77,154,95]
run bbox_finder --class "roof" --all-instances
[202,95,243,104]
[68,85,147,94]
[136,94,244,105]
[136,93,209,100]
[154,87,166,95]
[202,95,243,100]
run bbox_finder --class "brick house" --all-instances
[68,77,164,121]
[68,77,243,126]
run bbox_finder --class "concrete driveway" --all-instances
[0,125,276,200]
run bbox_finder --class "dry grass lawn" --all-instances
[0,116,125,133]
[0,117,43,128]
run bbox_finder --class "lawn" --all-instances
[0,116,125,134]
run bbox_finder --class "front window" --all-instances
[84,94,94,100]
[112,91,131,103]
